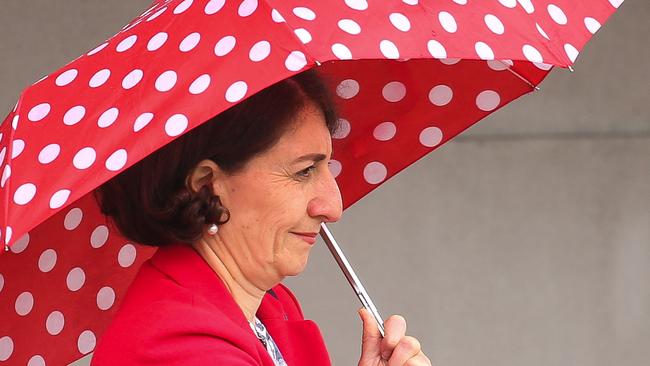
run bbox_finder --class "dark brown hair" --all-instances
[94,70,339,247]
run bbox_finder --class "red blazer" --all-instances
[91,243,331,365]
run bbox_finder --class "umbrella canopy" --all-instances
[0,0,623,364]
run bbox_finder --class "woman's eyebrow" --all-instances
[291,153,327,164]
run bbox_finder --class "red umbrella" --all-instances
[0,0,624,364]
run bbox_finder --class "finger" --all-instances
[358,308,382,358]
[380,315,407,360]
[405,352,432,366]
[387,336,421,366]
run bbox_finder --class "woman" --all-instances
[91,70,431,366]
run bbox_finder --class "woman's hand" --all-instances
[358,308,432,366]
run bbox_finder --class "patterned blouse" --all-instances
[249,316,288,366]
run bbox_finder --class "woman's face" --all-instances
[209,102,342,287]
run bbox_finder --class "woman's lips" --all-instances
[291,232,317,245]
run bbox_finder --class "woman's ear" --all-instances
[186,159,227,196]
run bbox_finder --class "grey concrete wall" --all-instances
[1,1,648,365]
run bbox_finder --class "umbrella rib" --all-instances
[496,60,541,91]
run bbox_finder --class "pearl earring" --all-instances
[207,223,219,235]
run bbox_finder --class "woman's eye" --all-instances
[295,165,316,179]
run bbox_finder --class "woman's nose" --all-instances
[307,169,343,223]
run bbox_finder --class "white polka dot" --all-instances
[89,69,111,88]
[338,19,361,35]
[64,105,86,125]
[174,0,193,14]
[475,42,494,60]
[106,149,128,171]
[523,44,543,63]
[0,147,5,166]
[64,208,83,230]
[38,249,57,272]
[78,330,96,355]
[97,286,116,310]
[1,165,11,188]
[518,0,535,13]
[91,225,109,248]
[214,35,236,56]
[536,23,550,40]
[28,103,51,122]
[165,114,189,136]
[419,127,443,147]
[328,159,342,178]
[12,115,19,129]
[122,69,144,89]
[9,233,29,253]
[146,6,167,21]
[439,11,457,33]
[11,139,25,159]
[155,70,177,92]
[609,0,623,8]
[428,85,453,106]
[87,42,108,56]
[116,35,137,52]
[345,0,368,11]
[336,79,360,99]
[14,183,36,205]
[147,32,168,51]
[118,243,137,268]
[389,13,411,32]
[331,43,353,60]
[0,273,4,293]
[285,51,307,71]
[27,355,45,366]
[15,291,34,316]
[548,4,567,25]
[73,147,96,170]
[98,107,119,128]
[498,0,516,8]
[333,118,351,139]
[380,40,399,59]
[584,17,601,34]
[205,0,225,14]
[238,0,258,17]
[55,69,78,86]
[293,7,316,20]
[564,43,579,63]
[271,9,286,22]
[67,267,86,291]
[294,28,312,44]
[453,0,467,4]
[249,41,271,61]
[225,81,248,103]
[382,81,406,102]
[50,189,71,209]
[533,62,553,71]
[134,112,154,132]
[476,90,501,111]
[4,227,12,245]
[487,59,512,71]
[403,0,418,4]
[363,162,387,184]
[0,336,13,361]
[485,14,504,34]
[189,74,211,94]
[11,139,24,159]
[373,122,396,141]
[427,40,447,58]
[180,32,201,52]
[46,311,65,335]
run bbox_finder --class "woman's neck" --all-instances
[192,236,266,322]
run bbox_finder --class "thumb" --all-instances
[358,308,382,360]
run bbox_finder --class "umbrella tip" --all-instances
[4,244,8,252]
[568,66,575,73]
